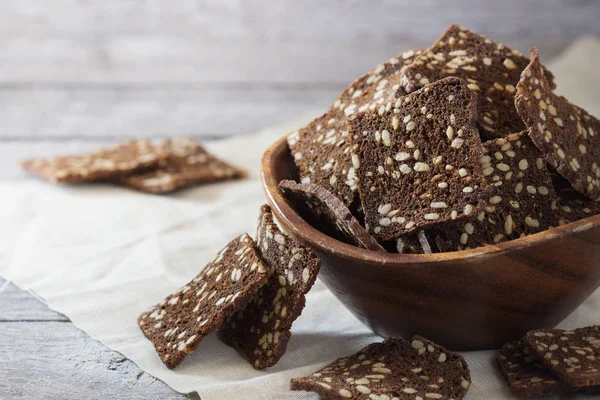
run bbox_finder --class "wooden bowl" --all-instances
[261,135,600,351]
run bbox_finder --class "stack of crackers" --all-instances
[498,325,600,398]
[21,137,247,194]
[285,24,600,254]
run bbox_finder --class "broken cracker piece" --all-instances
[220,205,320,369]
[138,234,269,369]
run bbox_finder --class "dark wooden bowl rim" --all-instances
[262,135,600,266]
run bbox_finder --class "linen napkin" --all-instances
[2,37,600,399]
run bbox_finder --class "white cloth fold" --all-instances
[2,38,600,399]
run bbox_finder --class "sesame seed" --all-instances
[462,186,474,193]
[446,126,455,140]
[451,138,465,149]
[405,140,415,148]
[489,196,502,204]
[414,162,430,172]
[406,121,416,131]
[483,57,492,66]
[458,168,468,177]
[400,164,412,174]
[381,130,391,146]
[505,215,513,235]
[518,159,529,170]
[465,223,474,235]
[392,116,400,131]
[437,182,448,189]
[503,58,517,70]
[525,216,540,228]
[352,154,360,169]
[431,201,448,208]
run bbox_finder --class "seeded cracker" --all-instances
[119,137,246,194]
[515,48,600,201]
[524,326,600,388]
[432,132,558,251]
[220,205,320,369]
[21,139,162,184]
[550,172,600,224]
[497,340,576,398]
[350,77,489,241]
[138,234,269,369]
[288,49,422,207]
[401,25,555,139]
[290,336,471,400]
[279,180,385,251]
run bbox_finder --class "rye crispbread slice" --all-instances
[288,49,422,207]
[279,180,385,251]
[432,132,559,251]
[515,48,600,201]
[21,139,162,184]
[138,234,269,369]
[549,171,600,225]
[220,205,320,369]
[524,326,600,388]
[497,340,576,398]
[119,137,246,194]
[290,336,471,400]
[350,77,489,241]
[401,25,555,139]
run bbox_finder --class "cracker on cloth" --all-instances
[22,139,162,184]
[119,137,247,193]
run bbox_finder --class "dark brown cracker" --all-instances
[291,336,471,400]
[220,205,321,369]
[432,132,559,251]
[401,25,555,139]
[21,139,162,184]
[550,171,600,225]
[138,234,269,369]
[350,77,489,241]
[516,48,600,201]
[279,180,385,252]
[524,326,600,388]
[288,49,422,207]
[119,137,247,194]
[497,340,576,398]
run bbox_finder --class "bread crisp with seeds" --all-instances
[515,48,600,201]
[279,180,385,251]
[138,234,269,369]
[432,132,558,251]
[220,205,320,369]
[401,25,555,139]
[119,137,246,194]
[350,77,489,240]
[288,49,422,207]
[524,326,600,388]
[291,336,471,400]
[498,340,577,398]
[22,139,162,184]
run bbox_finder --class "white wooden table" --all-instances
[2,1,600,398]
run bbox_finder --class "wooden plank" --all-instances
[0,279,68,321]
[0,86,337,139]
[0,320,193,399]
[0,0,596,83]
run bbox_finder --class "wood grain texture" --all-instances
[0,280,191,399]
[0,86,337,139]
[0,281,67,321]
[0,0,597,84]
[262,135,600,350]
